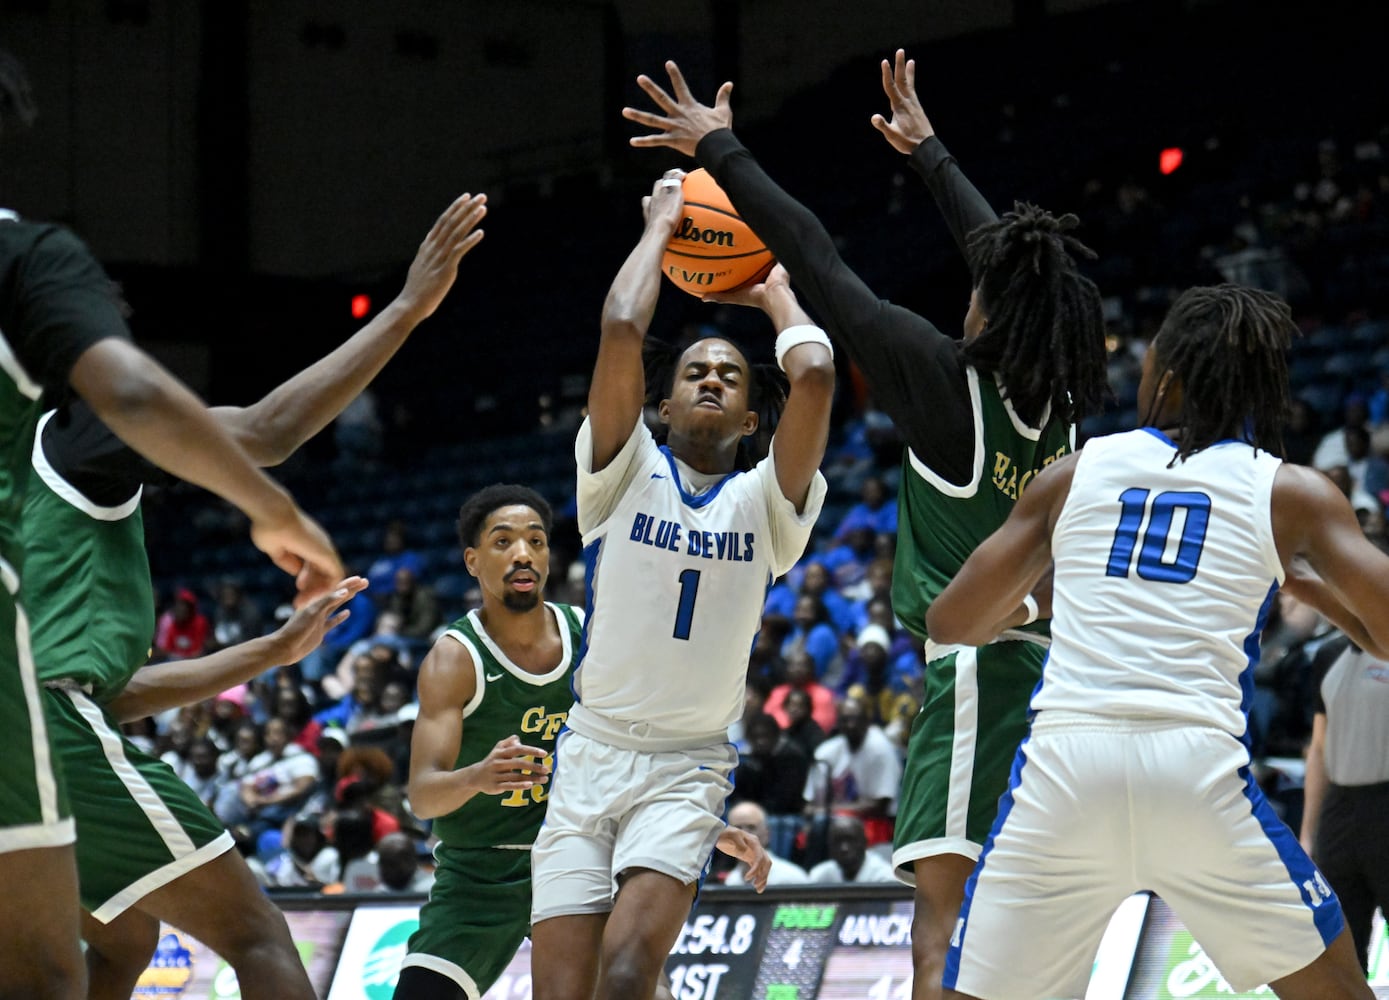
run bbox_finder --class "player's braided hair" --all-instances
[962,202,1108,426]
[1146,284,1294,462]
[456,483,554,549]
[644,333,787,471]
[0,48,37,136]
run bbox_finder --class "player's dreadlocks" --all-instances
[962,202,1109,427]
[1145,283,1294,462]
[644,333,786,471]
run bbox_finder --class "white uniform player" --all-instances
[942,428,1345,999]
[530,416,825,920]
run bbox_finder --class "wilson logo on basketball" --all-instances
[674,217,736,247]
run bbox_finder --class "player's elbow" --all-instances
[74,340,165,421]
[925,600,971,646]
[788,355,836,396]
[405,780,445,820]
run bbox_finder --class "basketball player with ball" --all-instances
[528,170,834,1000]
[625,55,1110,1000]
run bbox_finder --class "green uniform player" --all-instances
[889,376,1068,866]
[26,404,235,921]
[400,602,582,998]
[0,199,342,999]
[396,485,576,1000]
[11,191,487,1000]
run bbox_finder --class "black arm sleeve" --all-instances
[695,129,976,484]
[908,137,999,275]
[1,224,131,394]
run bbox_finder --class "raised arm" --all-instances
[108,579,365,723]
[926,455,1076,645]
[1273,464,1389,659]
[588,171,686,471]
[68,337,341,597]
[623,62,970,466]
[406,636,550,820]
[871,49,999,257]
[705,266,833,511]
[212,193,486,465]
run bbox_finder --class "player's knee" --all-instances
[207,894,297,966]
[601,944,663,999]
[910,907,951,971]
[4,949,86,1000]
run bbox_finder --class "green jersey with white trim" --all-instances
[892,368,1070,644]
[430,603,582,850]
[25,408,153,700]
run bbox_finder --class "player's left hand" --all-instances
[268,577,368,665]
[624,61,732,159]
[701,263,791,311]
[716,826,771,892]
[870,49,936,155]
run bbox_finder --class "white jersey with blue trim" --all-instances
[1033,428,1285,737]
[571,416,826,751]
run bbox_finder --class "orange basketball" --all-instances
[662,168,775,296]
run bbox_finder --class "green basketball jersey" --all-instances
[892,368,1071,644]
[25,411,153,700]
[430,603,582,850]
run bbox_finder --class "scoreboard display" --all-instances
[132,887,1389,999]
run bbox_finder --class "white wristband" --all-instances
[1021,594,1039,626]
[774,325,833,371]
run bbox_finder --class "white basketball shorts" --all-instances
[945,712,1344,1000]
[530,729,736,924]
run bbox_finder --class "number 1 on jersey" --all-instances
[673,568,701,640]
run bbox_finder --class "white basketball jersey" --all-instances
[1034,428,1285,737]
[571,417,825,751]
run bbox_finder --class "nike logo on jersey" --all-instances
[486,672,504,682]
[650,473,666,480]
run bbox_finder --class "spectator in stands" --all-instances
[833,475,898,541]
[255,815,335,889]
[798,560,856,635]
[839,624,918,728]
[724,802,808,887]
[333,386,384,468]
[320,618,412,701]
[213,720,263,822]
[807,815,897,884]
[1345,425,1388,510]
[299,728,351,818]
[335,746,405,843]
[155,587,210,660]
[1312,395,1370,471]
[328,809,382,892]
[376,832,435,893]
[765,651,838,735]
[233,717,320,838]
[781,595,845,687]
[818,525,879,591]
[367,520,426,597]
[845,556,893,615]
[386,566,441,644]
[316,652,392,737]
[805,698,901,848]
[178,737,221,810]
[734,713,811,856]
[1284,398,1323,467]
[206,577,265,653]
[297,570,377,683]
[782,687,828,759]
[270,684,318,753]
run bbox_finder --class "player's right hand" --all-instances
[701,263,791,311]
[250,504,344,606]
[871,48,935,154]
[475,734,552,795]
[269,577,368,664]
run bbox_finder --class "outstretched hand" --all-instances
[269,576,368,664]
[870,49,935,155]
[623,60,733,158]
[397,192,488,322]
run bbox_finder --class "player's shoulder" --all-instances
[551,602,586,628]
